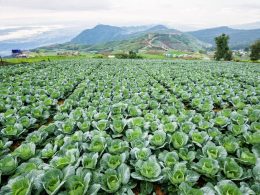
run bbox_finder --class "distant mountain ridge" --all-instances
[5,22,259,55]
[69,24,207,52]
[189,26,260,49]
[71,24,177,45]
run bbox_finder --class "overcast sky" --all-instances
[0,0,260,30]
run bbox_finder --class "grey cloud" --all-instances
[0,0,112,11]
[0,0,259,29]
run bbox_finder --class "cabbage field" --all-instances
[0,59,259,195]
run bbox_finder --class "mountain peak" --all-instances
[149,25,169,31]
[94,24,121,29]
[211,26,232,30]
[71,24,124,44]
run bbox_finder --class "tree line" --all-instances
[214,34,260,61]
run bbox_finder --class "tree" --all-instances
[214,34,233,61]
[115,53,129,59]
[244,47,249,52]
[0,56,3,66]
[250,40,260,61]
[115,51,142,59]
[129,50,138,58]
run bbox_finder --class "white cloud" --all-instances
[0,25,63,41]
[0,0,259,29]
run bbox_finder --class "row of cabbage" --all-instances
[0,60,259,195]
[0,60,98,155]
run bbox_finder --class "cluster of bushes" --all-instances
[115,51,142,59]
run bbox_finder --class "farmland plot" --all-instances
[0,59,259,195]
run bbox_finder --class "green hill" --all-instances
[87,32,207,52]
[71,24,176,45]
[71,25,125,45]
[189,26,260,49]
[40,24,208,52]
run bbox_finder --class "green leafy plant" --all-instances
[192,157,220,177]
[100,164,130,193]
[171,132,189,149]
[223,158,243,179]
[215,180,242,195]
[13,143,36,161]
[131,156,163,182]
[42,168,65,194]
[0,155,18,175]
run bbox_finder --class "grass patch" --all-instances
[166,49,187,55]
[2,54,101,65]
[140,53,166,59]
